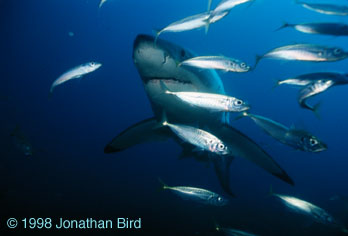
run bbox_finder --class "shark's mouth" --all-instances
[104,34,295,196]
[142,76,193,85]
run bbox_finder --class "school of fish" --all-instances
[12,0,348,235]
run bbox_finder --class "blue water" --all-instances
[1,0,348,235]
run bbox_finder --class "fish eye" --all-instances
[318,51,323,57]
[310,138,318,146]
[240,63,246,68]
[334,48,341,54]
[218,144,225,149]
[235,100,243,106]
[90,62,95,66]
[217,197,222,201]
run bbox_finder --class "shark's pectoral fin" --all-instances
[214,125,295,186]
[213,155,235,197]
[104,117,170,154]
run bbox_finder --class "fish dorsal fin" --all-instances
[207,0,212,12]
[204,0,214,34]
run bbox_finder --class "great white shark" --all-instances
[104,34,294,196]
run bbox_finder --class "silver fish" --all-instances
[159,179,228,206]
[270,188,343,229]
[179,56,251,72]
[276,22,348,36]
[160,81,249,113]
[239,112,327,152]
[275,72,348,88]
[216,226,259,236]
[298,80,334,114]
[296,1,348,16]
[155,11,228,42]
[50,62,102,94]
[104,35,295,196]
[255,44,348,67]
[213,0,254,14]
[163,120,229,155]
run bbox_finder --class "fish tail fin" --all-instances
[203,0,213,34]
[204,19,211,35]
[234,111,249,121]
[213,219,221,232]
[254,54,263,70]
[153,29,161,45]
[272,79,282,89]
[152,111,169,130]
[159,81,173,95]
[158,178,169,190]
[207,0,212,12]
[161,111,169,126]
[313,102,321,119]
[274,22,290,32]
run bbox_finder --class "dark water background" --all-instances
[1,0,348,235]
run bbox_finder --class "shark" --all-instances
[104,34,294,196]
